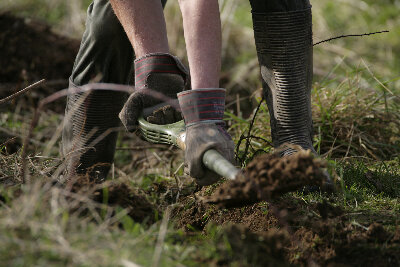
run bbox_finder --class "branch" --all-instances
[0,79,45,105]
[313,30,389,46]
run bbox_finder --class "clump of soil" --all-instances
[0,13,79,84]
[67,177,159,224]
[215,224,291,266]
[0,13,79,113]
[289,219,400,266]
[173,195,277,233]
[316,200,344,220]
[92,183,158,224]
[173,190,399,266]
[145,105,182,125]
[206,150,327,207]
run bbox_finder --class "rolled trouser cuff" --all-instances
[177,89,226,126]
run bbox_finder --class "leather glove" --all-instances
[119,53,189,131]
[177,89,235,186]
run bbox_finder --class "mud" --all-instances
[173,191,399,266]
[206,150,327,207]
[215,224,291,266]
[0,13,79,113]
[68,177,159,224]
[146,105,182,125]
[0,13,79,84]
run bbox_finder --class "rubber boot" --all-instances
[250,0,316,156]
[63,0,170,182]
[62,0,133,182]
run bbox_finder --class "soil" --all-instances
[146,105,182,125]
[0,13,79,84]
[67,177,159,225]
[170,151,398,266]
[0,13,79,112]
[214,224,291,266]
[173,191,399,266]
[205,151,328,208]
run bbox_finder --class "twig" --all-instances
[248,135,273,146]
[236,97,264,166]
[313,30,389,46]
[1,137,17,147]
[0,79,45,105]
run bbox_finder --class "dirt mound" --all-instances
[216,224,291,266]
[174,197,277,233]
[92,183,158,224]
[207,151,327,207]
[289,219,400,266]
[0,13,79,113]
[0,13,79,84]
[173,189,399,266]
[68,178,159,224]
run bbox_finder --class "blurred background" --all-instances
[1,0,398,84]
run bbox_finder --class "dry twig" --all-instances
[313,30,389,46]
[0,79,45,105]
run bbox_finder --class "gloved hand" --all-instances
[177,89,235,186]
[119,53,189,131]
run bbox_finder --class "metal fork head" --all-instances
[138,117,185,147]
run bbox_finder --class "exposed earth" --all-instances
[0,12,79,113]
[1,13,399,267]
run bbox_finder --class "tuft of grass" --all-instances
[312,64,400,159]
[227,64,399,164]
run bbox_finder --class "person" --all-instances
[62,0,234,186]
[62,0,316,186]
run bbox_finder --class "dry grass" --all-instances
[0,0,399,266]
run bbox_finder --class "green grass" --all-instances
[1,0,400,266]
[0,156,398,266]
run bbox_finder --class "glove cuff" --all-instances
[134,53,189,88]
[177,88,226,126]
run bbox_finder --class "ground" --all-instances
[0,13,399,267]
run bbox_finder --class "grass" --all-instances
[1,0,400,266]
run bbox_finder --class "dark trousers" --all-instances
[62,0,312,179]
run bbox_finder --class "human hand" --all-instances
[178,88,234,186]
[119,53,188,131]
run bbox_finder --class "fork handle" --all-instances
[202,149,240,180]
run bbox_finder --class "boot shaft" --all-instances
[252,6,315,154]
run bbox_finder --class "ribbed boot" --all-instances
[252,6,316,156]
[62,83,126,182]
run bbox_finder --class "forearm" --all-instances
[179,0,222,89]
[109,0,169,57]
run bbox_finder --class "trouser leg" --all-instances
[62,0,167,181]
[249,0,316,155]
